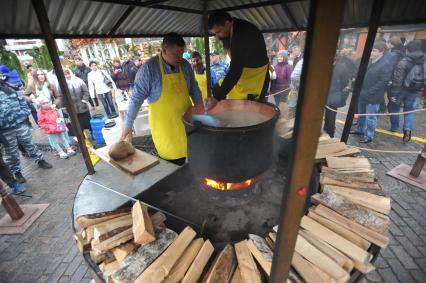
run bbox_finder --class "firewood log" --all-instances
[132,201,156,245]
[203,244,237,283]
[234,240,262,283]
[182,240,214,283]
[76,208,131,229]
[246,234,273,276]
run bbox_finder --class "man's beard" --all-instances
[219,36,231,51]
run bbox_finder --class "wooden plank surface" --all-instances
[93,144,159,175]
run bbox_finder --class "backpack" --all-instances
[404,60,426,90]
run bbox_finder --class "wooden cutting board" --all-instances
[91,144,159,175]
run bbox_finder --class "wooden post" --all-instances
[203,0,212,97]
[410,144,426,177]
[340,0,385,143]
[31,0,95,175]
[269,0,345,281]
[0,182,24,220]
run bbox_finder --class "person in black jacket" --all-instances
[206,11,269,110]
[324,49,356,137]
[384,37,404,114]
[389,40,425,141]
[352,41,392,143]
[74,57,98,107]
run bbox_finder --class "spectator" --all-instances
[292,45,303,68]
[351,41,392,143]
[36,96,76,159]
[0,135,26,194]
[210,49,229,81]
[190,51,218,100]
[129,56,142,86]
[74,57,98,108]
[63,68,92,135]
[110,57,131,96]
[270,50,293,106]
[26,64,36,86]
[88,61,118,118]
[0,77,52,184]
[324,49,356,138]
[24,69,61,107]
[389,40,426,142]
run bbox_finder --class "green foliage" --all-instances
[27,43,53,71]
[212,38,225,55]
[193,38,205,55]
[0,40,26,83]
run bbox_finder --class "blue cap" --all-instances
[183,52,191,60]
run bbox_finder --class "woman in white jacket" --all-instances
[87,61,118,118]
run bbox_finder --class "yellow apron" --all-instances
[224,23,269,100]
[194,71,208,100]
[149,55,192,160]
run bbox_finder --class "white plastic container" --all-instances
[102,120,122,146]
[134,112,150,136]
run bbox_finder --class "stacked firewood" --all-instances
[74,136,390,283]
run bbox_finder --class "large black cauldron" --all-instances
[183,100,280,183]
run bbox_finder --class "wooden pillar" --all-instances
[31,0,95,175]
[203,0,212,97]
[269,0,345,281]
[340,0,385,143]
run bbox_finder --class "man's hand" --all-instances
[205,96,219,112]
[120,127,133,142]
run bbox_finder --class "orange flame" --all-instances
[203,176,259,191]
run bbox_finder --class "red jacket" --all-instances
[38,107,61,134]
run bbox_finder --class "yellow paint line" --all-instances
[335,119,426,143]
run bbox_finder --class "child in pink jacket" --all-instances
[36,97,76,159]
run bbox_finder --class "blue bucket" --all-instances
[90,114,107,144]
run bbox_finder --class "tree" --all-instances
[0,40,26,83]
[27,43,53,71]
[212,37,225,55]
[193,38,205,55]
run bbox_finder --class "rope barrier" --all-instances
[325,105,426,116]
[348,145,420,154]
[266,88,291,97]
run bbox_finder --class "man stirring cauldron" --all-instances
[206,10,270,110]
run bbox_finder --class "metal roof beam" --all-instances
[108,6,137,36]
[281,3,300,30]
[211,0,299,12]
[87,0,203,14]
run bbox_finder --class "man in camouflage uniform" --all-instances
[0,75,52,184]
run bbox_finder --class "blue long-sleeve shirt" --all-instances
[125,55,202,128]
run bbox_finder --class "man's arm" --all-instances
[124,64,151,129]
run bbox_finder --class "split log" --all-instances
[294,234,349,282]
[321,166,375,179]
[272,225,278,233]
[315,142,348,159]
[308,210,371,250]
[300,216,372,264]
[76,208,131,229]
[234,240,262,283]
[74,231,91,253]
[268,232,277,243]
[101,260,120,277]
[323,185,390,215]
[353,260,376,274]
[313,204,389,248]
[320,175,380,190]
[83,226,95,242]
[291,251,328,283]
[312,190,390,233]
[264,236,275,250]
[90,249,111,264]
[325,147,361,158]
[203,244,237,283]
[299,229,354,272]
[93,214,132,242]
[326,157,371,170]
[230,267,242,283]
[135,226,197,283]
[320,171,375,183]
[92,228,133,253]
[112,242,138,264]
[132,201,156,245]
[112,228,177,283]
[164,238,204,283]
[247,234,273,276]
[182,240,214,283]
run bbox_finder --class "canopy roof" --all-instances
[1,0,425,39]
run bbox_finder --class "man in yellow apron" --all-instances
[206,10,270,110]
[190,51,218,100]
[121,33,202,166]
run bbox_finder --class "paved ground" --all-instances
[0,105,425,282]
